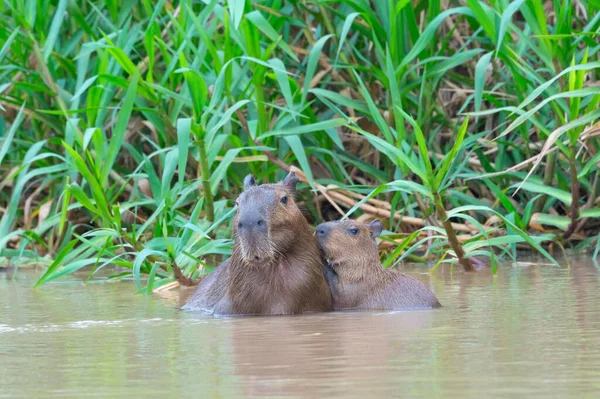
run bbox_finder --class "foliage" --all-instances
[1,0,600,289]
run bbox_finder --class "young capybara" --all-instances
[182,171,332,315]
[315,219,441,310]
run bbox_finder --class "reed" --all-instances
[1,0,599,288]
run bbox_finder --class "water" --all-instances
[1,258,600,398]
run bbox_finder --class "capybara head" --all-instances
[315,219,383,266]
[233,171,304,266]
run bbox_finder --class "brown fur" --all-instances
[316,219,441,310]
[183,172,332,315]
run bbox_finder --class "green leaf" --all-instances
[514,108,600,190]
[336,13,360,63]
[398,109,433,187]
[447,205,558,266]
[434,117,469,190]
[497,87,600,141]
[0,29,19,64]
[43,0,67,61]
[579,208,600,219]
[146,262,164,294]
[0,142,52,240]
[483,180,523,225]
[510,181,572,206]
[268,59,294,115]
[245,11,299,62]
[176,200,206,254]
[161,149,179,197]
[302,34,333,106]
[63,145,111,221]
[385,47,404,141]
[517,61,600,113]
[310,88,369,115]
[258,119,347,140]
[67,184,99,216]
[284,135,314,186]
[177,118,191,186]
[35,239,78,287]
[133,249,165,291]
[229,0,246,30]
[210,146,269,193]
[496,0,526,53]
[397,229,447,265]
[342,185,388,219]
[388,180,433,199]
[102,73,139,185]
[463,235,534,252]
[0,103,25,166]
[578,147,600,178]
[354,71,394,143]
[135,201,166,241]
[490,251,498,274]
[474,52,493,114]
[348,123,428,183]
[58,180,71,236]
[382,230,420,268]
[177,59,208,121]
[532,213,570,230]
[398,7,473,70]
[206,100,250,146]
[464,0,495,40]
[106,47,138,76]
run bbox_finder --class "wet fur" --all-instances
[318,220,441,310]
[183,174,332,315]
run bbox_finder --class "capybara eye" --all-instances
[280,195,288,205]
[348,228,359,235]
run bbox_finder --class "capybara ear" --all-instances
[243,174,257,190]
[368,219,383,238]
[282,171,299,195]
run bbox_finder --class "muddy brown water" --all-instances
[1,258,600,398]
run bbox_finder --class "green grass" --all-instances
[1,0,599,289]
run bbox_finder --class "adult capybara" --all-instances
[315,219,440,310]
[183,172,332,315]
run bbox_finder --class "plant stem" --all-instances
[564,146,580,239]
[421,81,434,137]
[123,233,198,286]
[535,151,556,213]
[171,264,198,286]
[434,193,474,272]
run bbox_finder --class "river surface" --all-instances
[1,257,600,398]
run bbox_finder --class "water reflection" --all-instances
[225,309,437,397]
[1,258,599,397]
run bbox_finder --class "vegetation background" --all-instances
[1,0,599,291]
